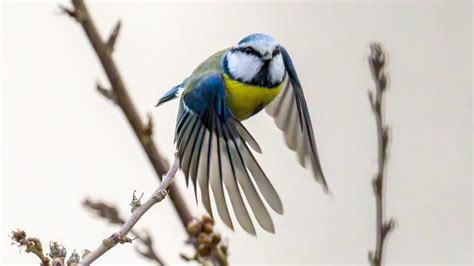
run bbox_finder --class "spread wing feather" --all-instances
[176,73,281,234]
[266,46,330,193]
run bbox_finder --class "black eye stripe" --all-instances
[237,47,261,57]
[234,46,280,58]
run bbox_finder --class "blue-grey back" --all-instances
[182,48,230,95]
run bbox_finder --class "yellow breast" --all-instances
[223,74,283,120]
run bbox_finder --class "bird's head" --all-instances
[224,33,285,88]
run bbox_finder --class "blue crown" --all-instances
[238,33,275,45]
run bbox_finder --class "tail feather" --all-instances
[156,85,182,107]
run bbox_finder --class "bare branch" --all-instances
[63,1,229,264]
[80,158,180,265]
[82,198,165,265]
[367,42,396,266]
[65,0,193,227]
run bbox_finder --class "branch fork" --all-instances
[82,199,165,265]
[96,81,117,103]
[79,157,180,265]
[58,5,85,22]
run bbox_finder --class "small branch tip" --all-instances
[130,190,144,213]
[144,113,154,137]
[106,20,122,53]
[96,81,117,104]
[58,5,76,18]
[58,4,85,22]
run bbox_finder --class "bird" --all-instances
[156,33,329,235]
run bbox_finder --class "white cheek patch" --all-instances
[226,52,262,82]
[269,53,285,84]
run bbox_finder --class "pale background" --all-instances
[1,1,472,265]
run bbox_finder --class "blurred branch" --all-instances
[132,229,165,264]
[60,0,193,227]
[82,198,165,265]
[60,1,230,264]
[367,43,396,266]
[80,157,180,265]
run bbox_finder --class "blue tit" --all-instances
[156,33,329,235]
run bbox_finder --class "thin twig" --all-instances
[82,199,166,265]
[132,229,164,265]
[367,43,396,266]
[79,158,180,265]
[63,0,193,227]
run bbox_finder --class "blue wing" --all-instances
[266,46,330,193]
[156,78,189,107]
[176,73,282,234]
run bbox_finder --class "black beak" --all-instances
[261,51,272,61]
